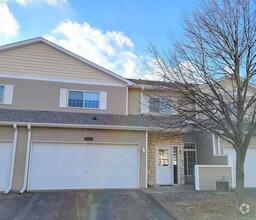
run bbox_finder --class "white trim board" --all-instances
[0,37,133,86]
[0,73,126,88]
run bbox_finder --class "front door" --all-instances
[156,147,172,185]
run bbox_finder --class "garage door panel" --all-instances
[225,148,256,187]
[29,143,139,190]
[0,142,13,191]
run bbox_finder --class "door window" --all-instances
[158,149,169,166]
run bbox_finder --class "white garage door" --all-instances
[224,148,256,187]
[29,143,139,190]
[0,142,13,191]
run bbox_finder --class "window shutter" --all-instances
[141,93,149,113]
[4,85,14,105]
[59,88,68,107]
[100,92,107,110]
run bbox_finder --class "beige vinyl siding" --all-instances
[0,126,13,140]
[12,127,27,190]
[221,136,256,150]
[0,77,126,114]
[198,166,232,190]
[31,128,146,188]
[196,133,228,165]
[0,42,124,85]
[128,88,141,115]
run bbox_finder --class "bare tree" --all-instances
[144,0,256,207]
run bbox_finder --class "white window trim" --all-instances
[67,89,101,109]
[0,84,5,104]
[184,142,197,176]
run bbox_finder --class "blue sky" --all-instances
[0,0,200,78]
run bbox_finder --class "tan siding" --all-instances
[0,43,124,85]
[196,133,228,165]
[0,77,126,114]
[0,126,13,140]
[12,127,27,190]
[30,127,146,188]
[198,166,232,190]
[128,88,141,115]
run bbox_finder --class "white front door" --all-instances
[156,147,172,185]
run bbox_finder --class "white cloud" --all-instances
[0,3,19,42]
[44,20,141,78]
[15,0,66,6]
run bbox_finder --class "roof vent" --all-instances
[92,117,97,120]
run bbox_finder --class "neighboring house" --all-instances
[0,38,255,193]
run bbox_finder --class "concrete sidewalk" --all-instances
[142,184,195,194]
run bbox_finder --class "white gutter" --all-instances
[145,131,148,188]
[20,124,31,194]
[4,124,18,194]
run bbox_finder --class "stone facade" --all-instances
[148,132,184,186]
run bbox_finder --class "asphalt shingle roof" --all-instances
[0,109,191,131]
[127,78,175,87]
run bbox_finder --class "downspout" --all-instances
[217,136,221,155]
[20,124,31,194]
[212,133,216,155]
[4,124,18,194]
[126,86,128,115]
[145,130,148,188]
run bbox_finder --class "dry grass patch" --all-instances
[151,192,256,220]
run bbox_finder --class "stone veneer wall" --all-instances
[148,132,184,186]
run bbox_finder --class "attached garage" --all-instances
[0,142,13,191]
[28,142,139,190]
[224,147,256,188]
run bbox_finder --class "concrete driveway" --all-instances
[0,190,174,220]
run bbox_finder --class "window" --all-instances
[0,85,4,103]
[160,98,176,114]
[68,91,83,107]
[149,97,176,114]
[68,91,100,109]
[149,98,160,113]
[227,102,237,114]
[158,149,169,166]
[84,92,99,108]
[184,143,196,176]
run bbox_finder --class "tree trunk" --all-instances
[235,151,246,209]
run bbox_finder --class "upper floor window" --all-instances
[149,97,176,114]
[0,85,4,103]
[149,98,160,113]
[68,91,100,109]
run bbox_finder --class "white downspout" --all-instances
[217,136,221,155]
[126,86,128,115]
[212,133,216,155]
[4,124,18,194]
[145,130,148,188]
[20,124,31,194]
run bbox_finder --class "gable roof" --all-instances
[0,37,133,86]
